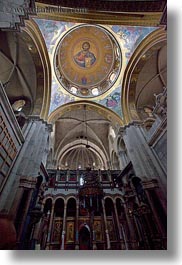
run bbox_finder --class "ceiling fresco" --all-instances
[33,18,157,118]
[54,24,121,98]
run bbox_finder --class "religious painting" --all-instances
[66,222,75,242]
[104,53,113,64]
[111,25,157,63]
[56,24,114,88]
[107,220,116,241]
[93,220,102,241]
[74,41,96,69]
[54,24,121,98]
[35,18,159,112]
[95,86,122,118]
[52,219,62,242]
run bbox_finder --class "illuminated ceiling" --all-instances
[54,24,121,98]
[34,18,158,118]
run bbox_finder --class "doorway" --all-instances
[79,225,91,250]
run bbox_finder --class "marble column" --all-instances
[17,188,34,243]
[0,119,36,211]
[123,204,138,249]
[32,217,42,248]
[0,117,52,212]
[61,202,67,250]
[101,199,110,249]
[9,186,24,221]
[118,150,128,169]
[121,124,166,194]
[145,190,166,238]
[113,201,125,249]
[75,199,79,250]
[98,169,102,182]
[46,203,55,249]
[11,176,37,242]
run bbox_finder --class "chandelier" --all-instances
[78,168,103,212]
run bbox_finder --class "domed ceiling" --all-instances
[54,24,121,98]
[34,18,158,117]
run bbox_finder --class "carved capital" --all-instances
[19,176,37,189]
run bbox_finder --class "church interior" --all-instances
[0,0,167,250]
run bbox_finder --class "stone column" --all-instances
[46,202,55,249]
[107,169,112,182]
[145,190,166,238]
[0,118,52,212]
[9,186,24,221]
[138,125,166,192]
[113,201,124,250]
[98,169,102,182]
[123,204,137,249]
[75,199,79,250]
[61,201,67,250]
[20,118,51,177]
[118,150,128,169]
[0,119,36,211]
[32,218,42,249]
[122,124,166,194]
[122,126,149,179]
[17,188,34,243]
[120,221,128,250]
[33,124,51,174]
[101,199,110,249]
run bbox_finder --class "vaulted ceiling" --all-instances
[0,31,37,115]
[0,0,167,170]
[50,106,113,170]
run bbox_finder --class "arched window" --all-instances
[43,198,52,215]
[54,198,64,217]
[66,198,76,217]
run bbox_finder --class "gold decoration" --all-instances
[66,222,74,242]
[54,24,121,98]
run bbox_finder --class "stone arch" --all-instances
[112,152,120,170]
[122,28,167,124]
[43,198,52,215]
[53,195,66,204]
[48,100,124,126]
[114,195,125,204]
[48,101,123,170]
[105,197,115,216]
[23,19,52,120]
[57,140,107,170]
[117,137,129,169]
[43,196,53,205]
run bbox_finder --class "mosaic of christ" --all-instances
[74,41,96,68]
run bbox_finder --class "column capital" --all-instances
[19,176,37,189]
[27,115,53,132]
[119,121,143,134]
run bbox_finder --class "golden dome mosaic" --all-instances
[54,24,122,98]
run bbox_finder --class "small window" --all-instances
[12,100,26,112]
[92,88,99,96]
